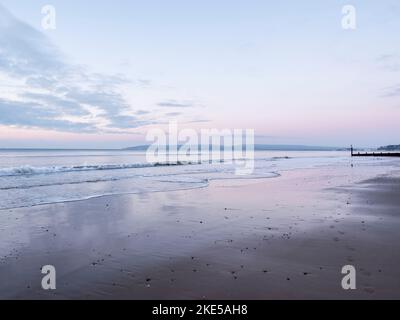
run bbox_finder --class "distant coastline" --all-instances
[123,144,345,151]
[0,144,368,152]
[0,145,346,152]
[0,148,118,152]
[378,144,400,151]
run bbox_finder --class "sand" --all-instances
[1,162,400,299]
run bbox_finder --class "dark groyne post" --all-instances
[350,145,400,157]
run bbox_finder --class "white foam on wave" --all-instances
[0,156,264,178]
[0,162,196,177]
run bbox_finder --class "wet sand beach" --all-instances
[1,162,400,299]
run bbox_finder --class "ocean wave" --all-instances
[0,157,264,177]
[0,173,210,191]
[0,161,196,177]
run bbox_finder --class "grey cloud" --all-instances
[0,5,65,77]
[0,98,96,132]
[25,76,59,89]
[158,100,194,108]
[0,4,146,132]
[377,54,400,72]
[64,89,129,115]
[107,115,153,129]
[186,119,210,123]
[135,110,150,115]
[382,85,400,97]
[165,112,182,117]
[22,92,90,116]
[137,79,151,87]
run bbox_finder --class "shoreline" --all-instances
[1,163,400,299]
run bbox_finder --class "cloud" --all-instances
[0,5,65,77]
[165,112,182,117]
[186,119,210,123]
[0,98,97,132]
[157,100,195,108]
[0,4,149,133]
[22,92,90,116]
[377,54,400,72]
[382,84,400,97]
[137,79,151,87]
[135,110,151,115]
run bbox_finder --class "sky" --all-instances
[0,0,399,148]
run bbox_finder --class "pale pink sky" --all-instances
[1,1,400,148]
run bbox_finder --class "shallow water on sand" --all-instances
[0,150,394,210]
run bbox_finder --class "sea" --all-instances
[0,149,388,210]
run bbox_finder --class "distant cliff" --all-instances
[378,145,400,151]
[123,144,342,151]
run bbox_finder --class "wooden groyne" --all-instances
[351,146,400,157]
[352,152,400,157]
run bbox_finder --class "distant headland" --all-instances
[123,144,344,151]
[378,145,400,151]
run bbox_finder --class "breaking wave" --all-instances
[0,161,196,177]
